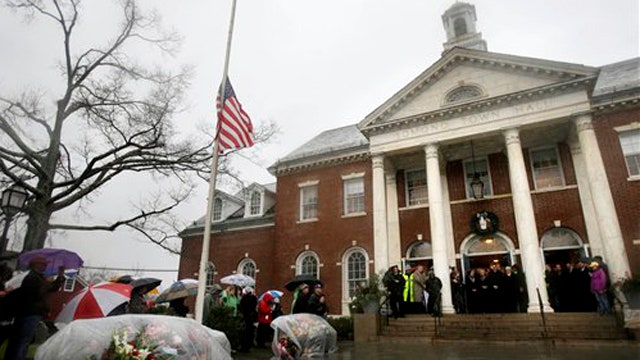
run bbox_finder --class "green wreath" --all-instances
[470,211,499,236]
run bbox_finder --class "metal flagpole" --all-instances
[194,0,238,324]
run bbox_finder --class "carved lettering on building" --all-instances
[395,97,554,140]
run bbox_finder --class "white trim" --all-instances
[618,128,640,178]
[340,247,370,315]
[298,180,319,188]
[296,250,321,278]
[63,276,76,292]
[341,172,365,180]
[540,227,584,250]
[529,145,566,190]
[237,258,257,279]
[405,240,433,261]
[613,122,640,132]
[341,212,367,219]
[343,176,365,215]
[245,190,263,218]
[299,183,319,221]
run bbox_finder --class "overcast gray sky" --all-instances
[0,0,638,288]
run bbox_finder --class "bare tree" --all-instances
[0,0,276,254]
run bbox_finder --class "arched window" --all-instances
[406,241,432,261]
[212,198,223,221]
[249,191,261,215]
[238,258,257,279]
[445,85,483,104]
[296,251,320,278]
[345,249,368,299]
[205,262,216,290]
[454,17,467,37]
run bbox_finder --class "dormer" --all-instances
[241,182,276,218]
[211,191,244,222]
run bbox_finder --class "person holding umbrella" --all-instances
[6,256,65,360]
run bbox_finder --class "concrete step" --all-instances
[378,313,629,342]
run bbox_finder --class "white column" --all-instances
[569,140,605,258]
[504,128,553,313]
[441,165,457,268]
[372,154,389,275]
[424,143,455,314]
[386,170,402,267]
[574,114,631,282]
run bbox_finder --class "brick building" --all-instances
[179,2,640,316]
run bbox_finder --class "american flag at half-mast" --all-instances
[216,78,254,153]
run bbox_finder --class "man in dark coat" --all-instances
[238,286,258,352]
[425,270,443,316]
[383,265,405,318]
[5,256,65,360]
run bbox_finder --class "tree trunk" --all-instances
[22,200,53,252]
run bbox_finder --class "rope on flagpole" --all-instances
[195,0,238,324]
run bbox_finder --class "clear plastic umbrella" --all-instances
[220,273,255,287]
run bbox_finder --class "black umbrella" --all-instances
[130,277,162,294]
[285,274,322,292]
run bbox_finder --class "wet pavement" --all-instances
[233,340,640,360]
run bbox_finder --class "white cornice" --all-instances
[362,77,595,137]
[271,148,369,176]
[359,48,598,130]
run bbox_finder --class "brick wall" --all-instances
[274,160,374,314]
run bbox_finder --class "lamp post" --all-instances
[469,141,485,199]
[0,185,28,254]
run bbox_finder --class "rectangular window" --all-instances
[343,177,364,214]
[530,147,564,189]
[249,191,261,215]
[620,129,640,177]
[300,185,318,220]
[405,169,428,206]
[212,198,222,221]
[63,277,76,292]
[463,158,493,198]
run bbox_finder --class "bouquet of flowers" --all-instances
[90,327,173,360]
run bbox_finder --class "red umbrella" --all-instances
[55,282,132,323]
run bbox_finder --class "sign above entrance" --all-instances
[470,211,499,236]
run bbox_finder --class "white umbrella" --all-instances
[220,274,255,288]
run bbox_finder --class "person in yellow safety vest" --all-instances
[403,265,414,314]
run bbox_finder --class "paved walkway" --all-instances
[234,340,640,360]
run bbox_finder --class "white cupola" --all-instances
[442,1,487,52]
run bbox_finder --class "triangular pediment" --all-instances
[359,47,598,131]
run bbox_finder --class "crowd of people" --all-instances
[0,255,332,358]
[0,257,65,360]
[383,264,443,318]
[383,257,612,318]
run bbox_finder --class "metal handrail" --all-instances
[378,294,390,329]
[536,287,548,339]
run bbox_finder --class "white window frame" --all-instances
[249,191,262,216]
[342,247,369,300]
[462,156,494,198]
[205,261,216,290]
[342,174,365,215]
[404,168,428,206]
[296,250,320,278]
[63,276,76,292]
[529,146,565,190]
[618,128,640,178]
[238,258,257,279]
[212,198,223,221]
[298,181,319,221]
